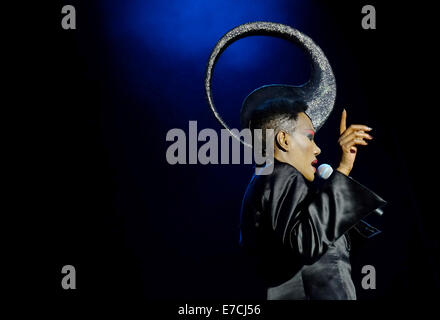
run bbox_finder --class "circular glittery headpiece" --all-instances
[205,22,336,147]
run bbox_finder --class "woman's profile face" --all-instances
[286,112,321,181]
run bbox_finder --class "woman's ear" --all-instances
[275,131,289,152]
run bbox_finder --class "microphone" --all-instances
[317,163,333,179]
[317,164,383,216]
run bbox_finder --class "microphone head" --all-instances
[317,163,333,180]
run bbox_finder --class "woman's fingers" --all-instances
[339,124,372,140]
[348,124,372,131]
[338,131,373,145]
[337,112,373,156]
[346,138,369,147]
[340,109,347,135]
[340,138,368,154]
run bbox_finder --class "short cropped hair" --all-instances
[248,98,308,153]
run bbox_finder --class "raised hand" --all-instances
[337,109,373,176]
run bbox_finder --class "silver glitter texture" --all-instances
[205,22,336,147]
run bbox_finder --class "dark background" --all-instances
[24,0,438,307]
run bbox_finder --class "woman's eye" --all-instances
[307,135,314,141]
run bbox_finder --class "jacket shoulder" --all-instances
[243,161,305,208]
[254,160,302,185]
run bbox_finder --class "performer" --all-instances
[240,98,384,300]
[205,22,386,300]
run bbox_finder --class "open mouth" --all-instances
[311,159,318,172]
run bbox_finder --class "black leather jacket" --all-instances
[239,159,386,300]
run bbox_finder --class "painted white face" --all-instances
[285,112,321,181]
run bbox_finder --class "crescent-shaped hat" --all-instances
[205,22,336,148]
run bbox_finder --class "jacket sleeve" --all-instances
[267,168,386,265]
